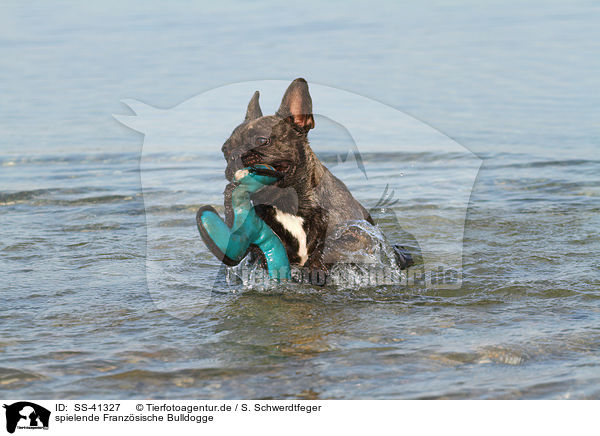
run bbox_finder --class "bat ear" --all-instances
[276,78,314,132]
[245,91,263,121]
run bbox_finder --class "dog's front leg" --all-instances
[302,208,330,271]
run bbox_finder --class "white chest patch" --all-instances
[273,209,308,265]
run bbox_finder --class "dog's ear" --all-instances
[245,91,263,121]
[276,78,315,132]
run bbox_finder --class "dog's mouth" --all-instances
[241,152,294,175]
[241,152,262,167]
[271,161,293,173]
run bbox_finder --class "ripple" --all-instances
[0,367,47,388]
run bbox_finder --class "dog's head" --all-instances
[222,78,316,187]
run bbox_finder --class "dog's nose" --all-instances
[221,143,230,158]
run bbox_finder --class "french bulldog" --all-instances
[221,78,412,272]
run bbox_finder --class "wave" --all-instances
[0,189,140,206]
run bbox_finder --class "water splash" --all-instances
[223,220,406,291]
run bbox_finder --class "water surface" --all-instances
[1,0,599,399]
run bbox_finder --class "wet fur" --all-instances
[222,78,408,271]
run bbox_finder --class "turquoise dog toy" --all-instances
[196,164,291,280]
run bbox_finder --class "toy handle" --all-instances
[196,166,291,280]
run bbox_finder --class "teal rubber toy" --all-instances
[196,164,291,280]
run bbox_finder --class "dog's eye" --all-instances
[256,137,270,146]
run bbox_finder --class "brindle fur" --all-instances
[221,78,409,271]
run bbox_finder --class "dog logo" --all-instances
[114,80,481,318]
[3,402,50,434]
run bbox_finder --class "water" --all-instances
[1,1,599,399]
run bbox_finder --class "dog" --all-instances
[221,78,412,273]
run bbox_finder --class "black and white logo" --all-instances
[3,402,50,434]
